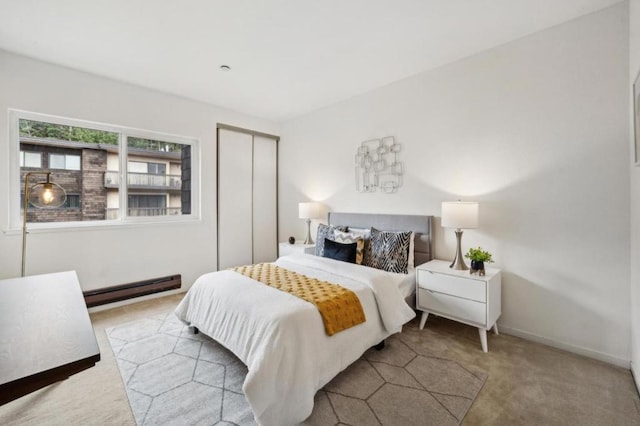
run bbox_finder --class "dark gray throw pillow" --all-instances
[322,238,357,264]
[363,227,412,274]
[314,224,348,257]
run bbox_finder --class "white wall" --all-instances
[629,0,640,387]
[0,50,279,292]
[280,4,630,365]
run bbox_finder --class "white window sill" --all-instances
[3,215,202,235]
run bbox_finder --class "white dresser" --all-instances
[278,242,315,257]
[416,259,501,352]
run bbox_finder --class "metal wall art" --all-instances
[355,136,403,193]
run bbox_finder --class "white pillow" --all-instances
[408,231,415,269]
[333,230,365,265]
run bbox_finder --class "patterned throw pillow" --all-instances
[346,227,373,264]
[363,227,412,274]
[333,230,365,265]
[314,224,348,257]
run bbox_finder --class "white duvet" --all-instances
[174,253,416,426]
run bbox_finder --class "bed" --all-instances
[175,213,433,426]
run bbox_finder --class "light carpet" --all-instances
[106,312,487,425]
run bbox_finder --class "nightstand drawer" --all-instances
[417,269,486,302]
[418,288,486,325]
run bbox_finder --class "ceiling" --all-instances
[0,0,623,122]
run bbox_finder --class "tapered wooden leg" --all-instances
[493,323,499,335]
[479,328,488,352]
[419,312,429,330]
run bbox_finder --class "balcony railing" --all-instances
[105,207,182,220]
[104,171,181,189]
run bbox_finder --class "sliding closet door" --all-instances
[218,127,278,269]
[218,129,253,269]
[252,135,278,263]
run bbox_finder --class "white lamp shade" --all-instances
[298,202,322,219]
[441,201,479,229]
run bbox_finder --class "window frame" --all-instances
[49,153,81,171]
[20,151,42,168]
[62,194,82,209]
[8,109,201,232]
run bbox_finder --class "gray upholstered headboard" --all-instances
[328,212,433,266]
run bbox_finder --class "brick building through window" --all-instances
[20,137,188,223]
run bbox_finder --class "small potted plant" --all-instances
[464,247,494,276]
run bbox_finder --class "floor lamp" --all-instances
[22,172,66,277]
[441,201,479,270]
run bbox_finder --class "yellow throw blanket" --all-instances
[233,263,366,336]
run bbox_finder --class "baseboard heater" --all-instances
[83,274,181,308]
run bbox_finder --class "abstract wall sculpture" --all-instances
[355,136,403,193]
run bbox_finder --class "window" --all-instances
[128,194,168,216]
[128,161,147,174]
[63,194,81,209]
[128,161,166,175]
[12,110,199,228]
[20,151,41,168]
[148,163,166,175]
[49,153,81,170]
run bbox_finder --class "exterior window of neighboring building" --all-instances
[128,194,168,216]
[12,110,199,228]
[128,161,166,175]
[147,162,166,175]
[20,151,42,168]
[63,194,81,209]
[49,153,81,170]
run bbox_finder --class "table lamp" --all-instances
[441,201,479,270]
[298,202,322,245]
[22,172,66,276]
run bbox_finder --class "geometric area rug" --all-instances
[106,312,487,426]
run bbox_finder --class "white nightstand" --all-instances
[416,259,501,352]
[278,242,315,257]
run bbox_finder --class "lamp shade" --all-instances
[441,201,479,229]
[298,202,322,219]
[29,181,66,208]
